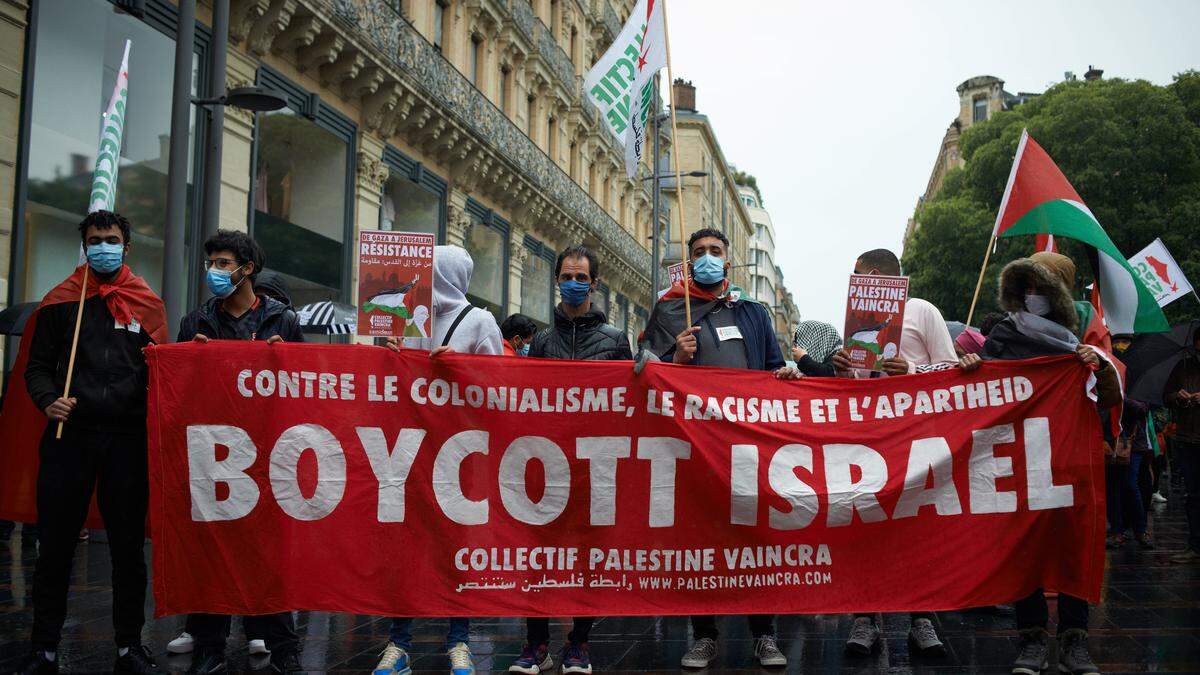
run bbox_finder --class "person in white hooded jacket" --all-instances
[377,245,501,675]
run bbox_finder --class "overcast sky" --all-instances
[666,0,1200,328]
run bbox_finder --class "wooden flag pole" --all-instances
[659,0,691,326]
[56,264,90,439]
[965,235,996,327]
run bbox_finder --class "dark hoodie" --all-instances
[1164,324,1200,443]
[983,258,1121,410]
[530,305,632,361]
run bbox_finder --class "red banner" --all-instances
[145,344,1105,618]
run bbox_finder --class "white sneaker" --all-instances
[166,631,194,654]
[448,642,475,675]
[1152,491,1168,504]
[248,639,270,655]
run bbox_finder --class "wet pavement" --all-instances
[1,487,1198,673]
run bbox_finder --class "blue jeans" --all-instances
[1107,452,1147,536]
[389,617,470,651]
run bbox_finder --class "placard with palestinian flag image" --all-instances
[844,274,909,371]
[357,230,434,342]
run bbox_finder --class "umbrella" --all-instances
[1123,320,1200,405]
[296,300,356,335]
[0,302,38,336]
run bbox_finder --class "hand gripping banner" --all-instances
[145,344,1105,618]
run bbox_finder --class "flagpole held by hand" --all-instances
[660,0,691,326]
[966,235,995,327]
[56,265,89,439]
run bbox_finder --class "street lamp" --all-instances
[642,170,708,181]
[192,86,288,112]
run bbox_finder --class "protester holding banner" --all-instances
[509,245,632,674]
[830,248,953,658]
[1164,325,1200,565]
[963,256,1121,675]
[19,210,165,675]
[172,230,302,674]
[1107,335,1154,550]
[377,244,501,675]
[528,245,632,363]
[501,314,538,356]
[635,228,794,668]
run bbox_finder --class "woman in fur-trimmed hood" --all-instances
[979,255,1121,407]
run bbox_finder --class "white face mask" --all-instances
[1024,293,1051,317]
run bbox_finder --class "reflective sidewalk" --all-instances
[2,493,1198,673]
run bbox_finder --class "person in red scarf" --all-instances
[8,210,166,675]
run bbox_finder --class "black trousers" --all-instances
[691,615,774,640]
[526,617,594,646]
[31,426,148,649]
[1014,589,1089,633]
[191,612,298,653]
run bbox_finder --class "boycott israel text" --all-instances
[146,344,1105,618]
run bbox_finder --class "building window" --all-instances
[593,282,609,317]
[463,206,508,320]
[252,73,354,309]
[470,35,482,86]
[973,97,988,122]
[20,0,202,302]
[569,141,579,180]
[380,149,446,240]
[500,66,511,114]
[527,95,536,135]
[551,0,562,39]
[433,0,449,51]
[521,239,553,327]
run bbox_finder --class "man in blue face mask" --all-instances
[500,313,537,356]
[509,245,630,675]
[636,228,796,670]
[173,230,303,674]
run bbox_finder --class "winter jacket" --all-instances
[177,295,304,343]
[982,258,1121,410]
[1164,342,1200,444]
[529,305,632,361]
[25,296,152,434]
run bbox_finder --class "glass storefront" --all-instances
[252,103,351,308]
[379,149,446,248]
[464,216,506,319]
[22,0,199,301]
[521,244,552,327]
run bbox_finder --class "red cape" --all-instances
[0,265,166,525]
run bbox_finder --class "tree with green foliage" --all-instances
[903,71,1200,327]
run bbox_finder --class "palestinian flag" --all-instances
[993,129,1168,334]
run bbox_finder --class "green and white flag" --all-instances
[583,0,666,178]
[89,39,131,214]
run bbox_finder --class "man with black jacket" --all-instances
[527,245,632,362]
[510,245,627,675]
[1165,325,1200,565]
[20,210,165,674]
[175,230,303,674]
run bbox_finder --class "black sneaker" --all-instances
[844,617,880,656]
[1011,628,1048,675]
[187,649,228,674]
[1058,629,1100,675]
[114,645,159,673]
[269,648,302,673]
[908,618,946,656]
[19,651,57,675]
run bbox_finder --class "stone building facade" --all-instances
[661,79,753,291]
[903,74,1038,245]
[2,0,665,368]
[738,183,796,354]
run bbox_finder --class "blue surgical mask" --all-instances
[559,280,591,306]
[206,265,246,299]
[691,253,726,285]
[85,242,124,275]
[518,343,530,356]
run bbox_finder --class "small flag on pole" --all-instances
[1128,238,1194,308]
[90,39,131,214]
[583,0,667,178]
